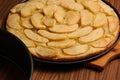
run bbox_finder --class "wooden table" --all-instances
[0,0,120,80]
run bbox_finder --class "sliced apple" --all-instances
[38,30,67,40]
[90,37,112,48]
[21,17,33,29]
[93,13,107,27]
[24,29,49,43]
[43,5,58,17]
[42,16,56,27]
[54,9,66,23]
[31,13,46,29]
[81,10,94,26]
[49,24,78,33]
[7,14,23,30]
[79,28,104,43]
[107,16,119,32]
[48,39,76,48]
[61,1,84,12]
[81,0,100,13]
[98,0,115,15]
[21,1,44,17]
[10,3,25,13]
[35,46,57,58]
[64,11,81,25]
[63,44,89,56]
[68,26,93,38]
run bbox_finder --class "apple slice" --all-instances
[42,16,56,27]
[21,17,33,29]
[63,44,89,56]
[79,28,104,43]
[35,46,57,58]
[107,16,119,32]
[81,10,94,26]
[38,30,67,40]
[90,37,112,48]
[49,24,78,33]
[7,14,23,30]
[64,11,81,25]
[81,0,100,13]
[93,13,107,27]
[24,29,49,43]
[48,39,76,48]
[68,26,93,38]
[31,13,46,29]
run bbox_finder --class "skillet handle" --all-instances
[88,41,120,70]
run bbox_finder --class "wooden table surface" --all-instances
[0,0,120,80]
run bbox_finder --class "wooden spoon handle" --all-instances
[88,41,120,70]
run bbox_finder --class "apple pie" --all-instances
[6,0,119,61]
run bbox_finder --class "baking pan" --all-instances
[0,29,33,80]
[1,0,120,65]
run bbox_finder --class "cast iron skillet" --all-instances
[0,29,33,80]
[2,0,120,65]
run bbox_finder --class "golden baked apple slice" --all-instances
[98,0,115,15]
[79,28,104,43]
[24,29,49,43]
[21,1,44,17]
[61,0,84,12]
[68,26,93,38]
[107,16,119,33]
[43,5,58,17]
[81,10,94,26]
[21,17,33,29]
[10,3,25,13]
[49,24,78,33]
[48,39,76,48]
[38,30,67,40]
[31,13,46,29]
[90,37,112,48]
[63,44,89,56]
[35,46,57,58]
[54,9,66,23]
[7,14,23,30]
[42,16,56,27]
[81,0,100,13]
[64,11,81,25]
[93,13,107,27]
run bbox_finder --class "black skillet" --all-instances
[1,0,120,65]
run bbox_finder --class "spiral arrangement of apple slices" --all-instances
[6,0,119,61]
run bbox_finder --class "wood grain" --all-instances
[0,0,120,80]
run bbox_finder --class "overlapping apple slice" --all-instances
[24,29,49,43]
[90,37,112,48]
[38,30,67,40]
[31,13,46,29]
[7,14,23,30]
[81,10,94,26]
[93,13,107,27]
[63,44,89,56]
[68,26,93,38]
[81,0,101,13]
[79,28,104,43]
[49,24,78,33]
[21,17,33,29]
[48,39,76,48]
[35,46,58,58]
